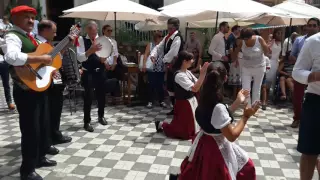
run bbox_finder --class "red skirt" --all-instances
[162,98,198,140]
[179,134,256,180]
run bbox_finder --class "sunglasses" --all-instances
[107,29,113,32]
[307,24,318,28]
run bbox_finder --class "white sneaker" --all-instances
[146,102,153,108]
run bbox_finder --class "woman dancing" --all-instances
[155,50,209,140]
[170,61,260,180]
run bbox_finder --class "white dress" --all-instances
[266,41,281,86]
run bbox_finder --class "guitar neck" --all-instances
[49,36,71,58]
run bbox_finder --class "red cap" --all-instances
[11,5,37,16]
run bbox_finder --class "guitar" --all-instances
[11,23,81,92]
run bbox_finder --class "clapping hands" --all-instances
[243,101,261,118]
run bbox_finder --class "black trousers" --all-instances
[0,62,12,105]
[47,84,65,144]
[13,85,50,174]
[82,70,106,123]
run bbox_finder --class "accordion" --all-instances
[60,48,81,87]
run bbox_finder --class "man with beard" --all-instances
[289,18,320,128]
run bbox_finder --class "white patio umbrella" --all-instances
[61,0,163,21]
[135,19,254,31]
[158,0,288,33]
[158,0,288,22]
[61,0,165,38]
[240,0,320,26]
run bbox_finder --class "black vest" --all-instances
[164,32,184,56]
[174,71,195,100]
[195,104,234,134]
[82,36,104,72]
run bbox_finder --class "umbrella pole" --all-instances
[214,11,219,34]
[114,12,117,41]
[185,22,189,41]
[286,18,292,54]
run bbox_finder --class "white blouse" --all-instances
[211,103,232,130]
[174,70,198,91]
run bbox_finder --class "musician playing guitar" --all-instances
[76,21,108,132]
[35,20,72,156]
[2,6,55,180]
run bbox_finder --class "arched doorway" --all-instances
[46,0,74,40]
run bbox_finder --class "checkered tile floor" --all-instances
[0,84,319,180]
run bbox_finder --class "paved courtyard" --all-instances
[0,86,318,180]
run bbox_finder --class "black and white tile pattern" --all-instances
[0,83,318,180]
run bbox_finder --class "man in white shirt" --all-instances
[36,20,72,157]
[282,32,298,57]
[150,17,183,115]
[208,22,230,63]
[101,24,118,71]
[292,32,320,180]
[76,21,108,132]
[0,36,15,110]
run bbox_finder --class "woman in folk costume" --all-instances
[155,51,209,140]
[170,61,260,180]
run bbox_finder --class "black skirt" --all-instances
[297,93,320,155]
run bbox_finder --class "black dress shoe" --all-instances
[169,174,179,180]
[47,146,59,155]
[98,117,108,126]
[36,157,57,168]
[20,171,43,180]
[84,123,94,132]
[166,109,174,115]
[154,121,162,133]
[53,135,72,145]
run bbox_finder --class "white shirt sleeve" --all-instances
[163,36,181,63]
[3,33,28,66]
[208,35,223,60]
[150,38,165,59]
[292,38,314,85]
[112,39,119,57]
[174,71,195,91]
[76,36,88,63]
[282,39,288,57]
[211,103,232,129]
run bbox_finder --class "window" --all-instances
[139,0,163,10]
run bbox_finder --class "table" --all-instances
[122,65,139,105]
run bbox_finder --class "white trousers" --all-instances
[241,66,266,107]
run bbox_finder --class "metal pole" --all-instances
[114,12,117,41]
[214,11,219,34]
[185,22,189,41]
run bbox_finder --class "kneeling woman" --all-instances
[155,51,209,140]
[171,61,259,180]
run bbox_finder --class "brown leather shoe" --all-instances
[8,103,15,110]
[290,120,300,128]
